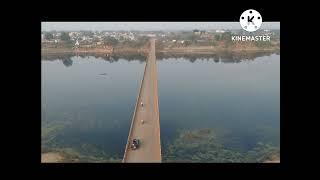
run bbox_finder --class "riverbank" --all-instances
[41,48,279,63]
[41,149,122,163]
[264,160,280,163]
[42,45,279,56]
[41,152,64,163]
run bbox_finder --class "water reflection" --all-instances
[42,50,279,64]
[62,57,73,67]
[214,56,219,63]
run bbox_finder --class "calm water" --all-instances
[41,53,280,160]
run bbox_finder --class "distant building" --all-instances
[216,30,225,33]
[201,34,213,39]
[146,34,156,37]
[193,29,202,35]
[196,40,206,43]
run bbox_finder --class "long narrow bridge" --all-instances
[122,38,161,162]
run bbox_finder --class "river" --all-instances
[41,52,280,162]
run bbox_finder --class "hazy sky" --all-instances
[41,22,280,31]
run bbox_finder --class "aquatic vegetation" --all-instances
[42,123,66,145]
[41,113,124,162]
[44,145,122,163]
[163,128,279,163]
[246,142,280,162]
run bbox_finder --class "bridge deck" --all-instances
[123,39,161,162]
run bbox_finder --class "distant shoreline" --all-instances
[42,46,279,57]
[42,47,279,62]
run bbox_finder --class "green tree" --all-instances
[183,40,192,46]
[45,32,54,40]
[214,34,221,41]
[209,40,217,46]
[60,32,71,41]
[135,36,149,47]
[221,32,232,41]
[186,34,197,43]
[103,36,119,46]
[193,29,199,33]
[221,32,232,47]
[82,31,94,37]
[155,41,165,50]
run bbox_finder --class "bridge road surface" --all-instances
[122,38,161,162]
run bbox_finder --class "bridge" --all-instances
[122,38,161,162]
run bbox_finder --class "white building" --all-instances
[146,34,156,37]
[194,31,201,35]
[216,30,225,33]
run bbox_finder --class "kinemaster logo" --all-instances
[240,9,262,32]
[232,9,271,42]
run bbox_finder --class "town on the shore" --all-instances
[41,29,280,54]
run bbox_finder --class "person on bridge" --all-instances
[141,102,144,107]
